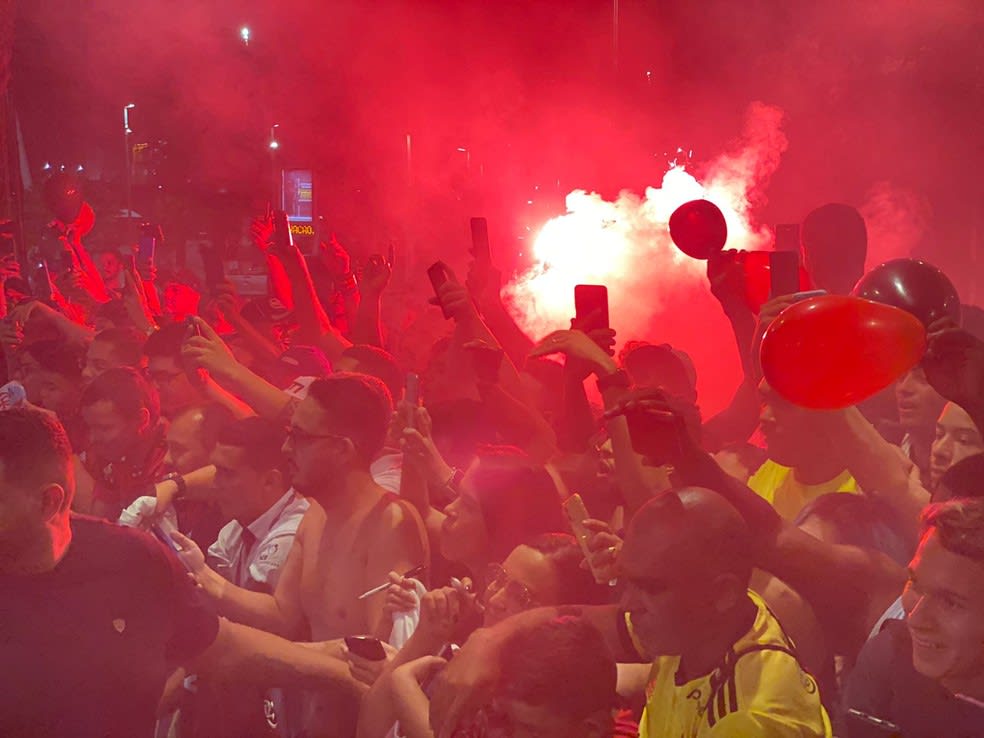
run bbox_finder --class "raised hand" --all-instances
[529,329,617,377]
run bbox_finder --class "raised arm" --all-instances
[351,253,391,348]
[182,316,293,419]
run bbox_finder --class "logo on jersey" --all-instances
[112,618,126,634]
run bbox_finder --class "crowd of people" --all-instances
[1,188,983,738]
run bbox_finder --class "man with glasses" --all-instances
[145,323,208,419]
[185,373,429,738]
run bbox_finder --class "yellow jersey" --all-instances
[747,460,858,521]
[637,592,832,738]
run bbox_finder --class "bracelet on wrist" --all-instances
[160,471,187,499]
[596,368,631,394]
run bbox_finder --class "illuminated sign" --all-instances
[289,223,315,236]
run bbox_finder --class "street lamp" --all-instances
[240,26,250,46]
[123,103,135,219]
[269,124,280,207]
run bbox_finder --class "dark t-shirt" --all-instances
[0,515,220,738]
[843,620,984,738]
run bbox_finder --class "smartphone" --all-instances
[563,494,610,585]
[185,315,202,337]
[574,284,609,330]
[774,223,800,252]
[344,635,387,662]
[34,260,54,301]
[623,405,686,466]
[421,643,457,698]
[137,234,156,267]
[469,217,491,264]
[273,210,293,253]
[404,372,420,428]
[427,261,452,319]
[151,521,196,574]
[769,250,800,298]
[201,245,225,288]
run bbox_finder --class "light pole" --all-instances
[269,124,280,208]
[123,103,135,219]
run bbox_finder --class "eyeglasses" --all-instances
[286,425,349,446]
[483,563,538,610]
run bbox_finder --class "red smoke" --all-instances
[504,103,788,415]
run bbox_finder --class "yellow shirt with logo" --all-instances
[747,460,858,521]
[636,592,832,738]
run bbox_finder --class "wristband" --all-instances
[160,472,187,499]
[596,368,631,394]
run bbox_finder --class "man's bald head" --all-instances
[624,487,754,588]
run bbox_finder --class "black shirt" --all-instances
[0,515,220,738]
[844,620,984,738]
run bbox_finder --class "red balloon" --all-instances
[668,200,727,259]
[741,251,813,312]
[761,295,926,409]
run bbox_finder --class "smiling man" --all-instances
[845,498,984,737]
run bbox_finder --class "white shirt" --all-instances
[207,489,309,590]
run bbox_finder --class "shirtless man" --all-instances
[177,373,429,738]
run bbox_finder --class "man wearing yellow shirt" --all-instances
[751,380,859,519]
[431,487,831,738]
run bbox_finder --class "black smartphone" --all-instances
[137,233,156,267]
[273,210,293,253]
[469,217,491,264]
[769,250,800,298]
[623,405,686,466]
[404,372,420,427]
[344,635,387,662]
[427,261,452,319]
[774,223,800,252]
[574,284,609,330]
[34,260,54,301]
[150,523,196,574]
[201,246,225,288]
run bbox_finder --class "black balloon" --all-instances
[852,258,961,326]
[668,200,727,260]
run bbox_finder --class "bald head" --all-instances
[624,487,754,587]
